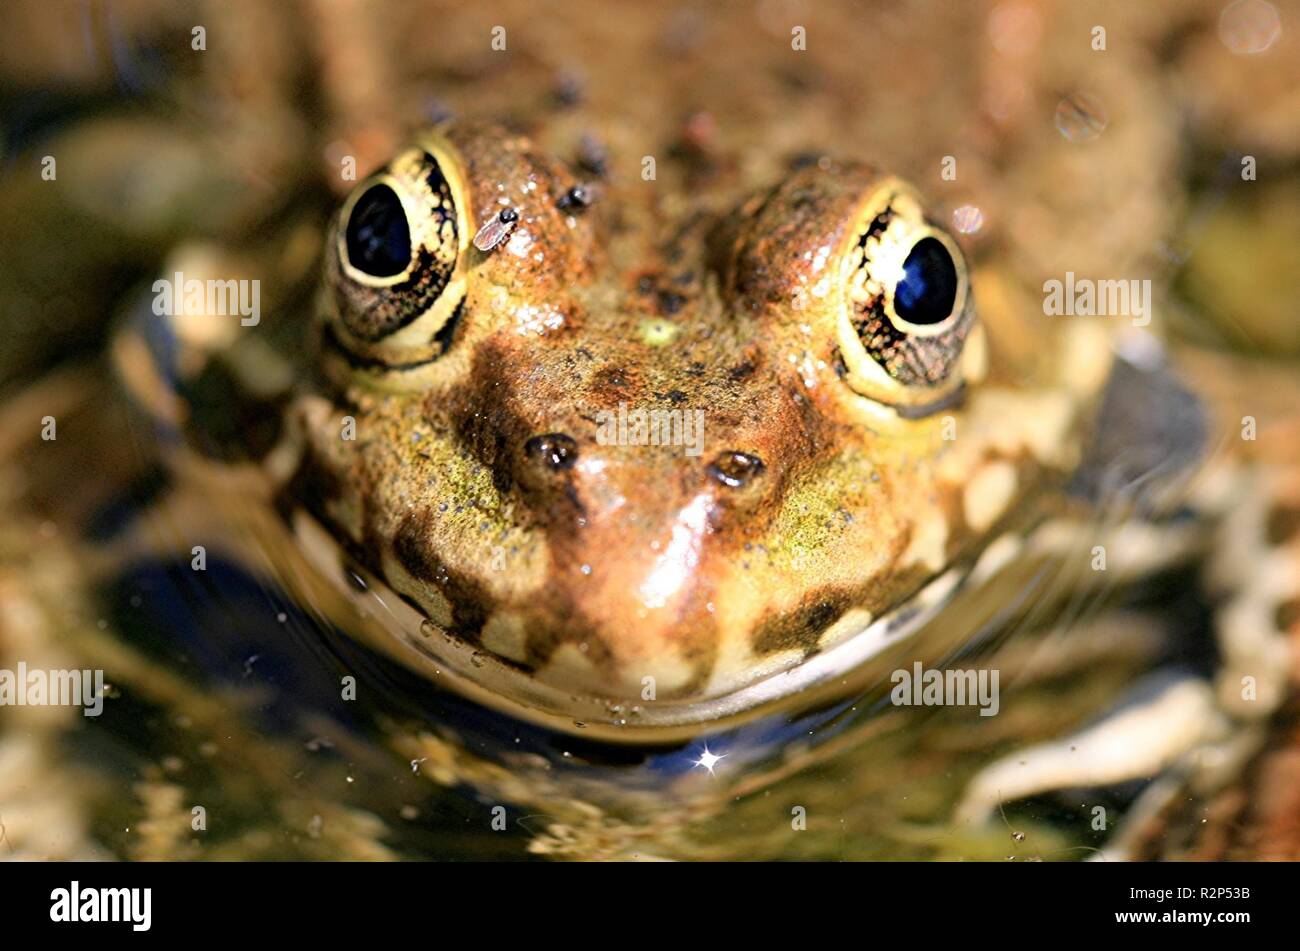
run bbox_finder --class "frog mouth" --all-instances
[275,501,1050,744]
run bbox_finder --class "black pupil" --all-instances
[893,237,958,325]
[345,184,411,277]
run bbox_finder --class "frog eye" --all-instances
[326,145,469,368]
[892,237,959,326]
[344,183,413,278]
[836,180,975,411]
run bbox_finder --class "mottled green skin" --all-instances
[293,117,1115,721]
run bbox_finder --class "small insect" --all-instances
[473,207,519,252]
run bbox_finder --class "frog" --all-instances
[274,116,1114,736]
[2,0,1298,861]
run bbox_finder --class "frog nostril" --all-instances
[524,433,578,471]
[707,451,765,488]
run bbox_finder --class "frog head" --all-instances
[290,120,1112,738]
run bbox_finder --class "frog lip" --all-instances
[284,503,985,743]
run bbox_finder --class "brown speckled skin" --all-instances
[292,117,1113,708]
[284,2,1154,709]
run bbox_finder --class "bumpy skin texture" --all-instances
[289,114,1117,709]
[277,1,1180,710]
[265,0,1189,715]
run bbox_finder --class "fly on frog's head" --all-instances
[296,120,1105,739]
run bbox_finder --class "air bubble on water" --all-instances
[1219,0,1281,55]
[1054,93,1107,142]
[952,204,985,235]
